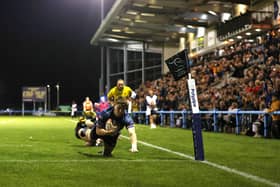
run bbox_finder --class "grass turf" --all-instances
[0,116,279,187]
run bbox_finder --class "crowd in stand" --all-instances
[132,28,280,138]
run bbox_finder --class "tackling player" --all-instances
[75,112,102,146]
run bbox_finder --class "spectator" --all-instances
[71,100,77,118]
[252,102,266,138]
[264,94,280,139]
[216,100,227,132]
[224,102,238,133]
[83,96,94,113]
[82,97,96,123]
[145,89,158,129]
[94,96,110,114]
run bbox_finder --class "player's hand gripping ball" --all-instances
[105,119,118,136]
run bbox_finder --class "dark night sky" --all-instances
[0,0,114,110]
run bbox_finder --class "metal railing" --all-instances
[131,110,280,137]
[1,109,279,137]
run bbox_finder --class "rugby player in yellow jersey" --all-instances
[107,79,136,106]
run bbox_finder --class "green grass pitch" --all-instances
[0,116,279,187]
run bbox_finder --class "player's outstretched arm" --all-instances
[96,126,117,136]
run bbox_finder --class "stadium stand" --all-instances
[132,28,280,138]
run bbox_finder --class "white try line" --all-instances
[0,144,32,147]
[121,135,280,187]
[67,119,78,123]
[67,119,279,187]
[0,119,15,125]
[0,159,189,163]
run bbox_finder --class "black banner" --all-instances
[165,49,189,81]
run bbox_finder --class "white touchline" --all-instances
[120,135,280,187]
[67,119,279,187]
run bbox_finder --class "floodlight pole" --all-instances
[44,86,47,113]
[100,0,105,97]
[47,85,51,111]
[56,84,60,110]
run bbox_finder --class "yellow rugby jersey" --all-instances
[107,86,132,102]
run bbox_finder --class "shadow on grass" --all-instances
[71,144,89,148]
[70,144,102,148]
[77,151,104,158]
[140,157,189,161]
